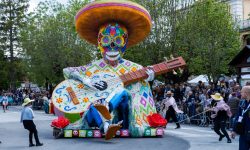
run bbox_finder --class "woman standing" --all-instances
[20,98,43,147]
[211,93,232,143]
[1,94,8,112]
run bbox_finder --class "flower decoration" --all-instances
[83,97,89,103]
[56,98,63,104]
[77,84,84,89]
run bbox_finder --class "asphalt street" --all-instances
[0,106,239,150]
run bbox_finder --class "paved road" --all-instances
[0,106,189,150]
[166,123,239,150]
[0,106,239,150]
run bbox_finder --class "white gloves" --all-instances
[145,68,155,82]
[80,77,98,90]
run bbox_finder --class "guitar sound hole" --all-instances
[93,81,108,91]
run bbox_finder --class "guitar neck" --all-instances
[119,57,186,86]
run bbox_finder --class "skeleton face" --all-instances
[73,130,79,137]
[98,23,128,65]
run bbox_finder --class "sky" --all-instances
[29,0,68,12]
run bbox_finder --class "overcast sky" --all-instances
[29,0,68,12]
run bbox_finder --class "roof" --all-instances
[229,45,250,66]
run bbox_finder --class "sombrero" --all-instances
[75,0,152,48]
[211,93,223,101]
[22,98,34,106]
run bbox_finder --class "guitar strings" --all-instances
[65,77,122,95]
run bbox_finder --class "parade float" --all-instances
[50,0,186,140]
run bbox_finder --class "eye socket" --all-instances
[101,35,111,46]
[114,36,125,47]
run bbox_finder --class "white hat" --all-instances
[166,91,172,95]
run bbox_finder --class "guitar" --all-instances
[51,57,186,114]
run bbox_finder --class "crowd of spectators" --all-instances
[152,80,243,127]
[0,88,51,110]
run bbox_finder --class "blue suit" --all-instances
[234,100,250,150]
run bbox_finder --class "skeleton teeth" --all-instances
[106,51,119,56]
[106,54,120,61]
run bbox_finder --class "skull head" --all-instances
[98,23,128,66]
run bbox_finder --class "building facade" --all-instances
[228,0,250,45]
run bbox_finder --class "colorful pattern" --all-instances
[52,71,123,113]
[52,58,157,136]
[61,128,164,138]
[98,23,128,54]
[75,0,151,20]
[75,0,152,48]
[97,23,128,66]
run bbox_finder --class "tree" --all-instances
[124,0,195,83]
[0,50,8,90]
[21,0,94,86]
[175,0,240,82]
[0,0,29,90]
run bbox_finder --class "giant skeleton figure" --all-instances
[52,0,156,140]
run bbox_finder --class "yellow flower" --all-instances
[83,97,89,103]
[77,84,84,89]
[56,98,63,104]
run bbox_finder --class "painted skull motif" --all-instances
[98,23,128,66]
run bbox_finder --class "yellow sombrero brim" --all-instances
[211,95,223,101]
[22,99,34,106]
[75,0,152,48]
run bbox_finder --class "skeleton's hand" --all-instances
[80,78,98,90]
[145,67,155,82]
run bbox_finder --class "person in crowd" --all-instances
[164,84,172,95]
[206,85,214,99]
[20,98,43,147]
[157,84,165,102]
[231,86,250,150]
[18,90,23,105]
[196,91,205,114]
[186,91,196,118]
[42,93,50,114]
[227,92,240,130]
[184,83,191,98]
[210,93,232,143]
[173,83,181,104]
[198,81,203,90]
[234,84,242,99]
[161,91,182,129]
[1,93,8,112]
